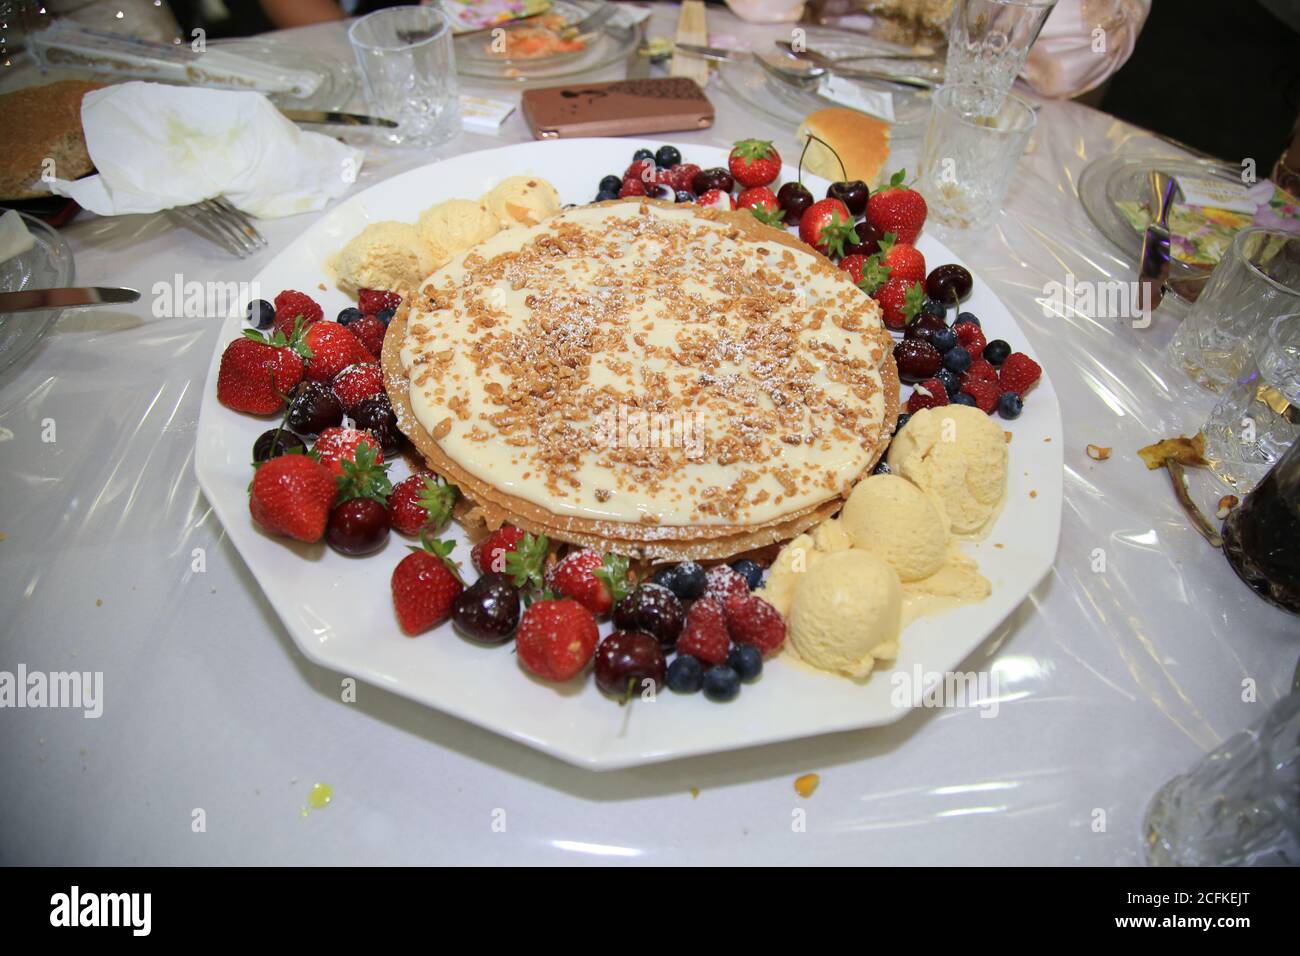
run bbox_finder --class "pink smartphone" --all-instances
[521,78,715,139]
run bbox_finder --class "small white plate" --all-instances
[194,139,1063,770]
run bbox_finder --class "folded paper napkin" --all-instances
[50,82,364,219]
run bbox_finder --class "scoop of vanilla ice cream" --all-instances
[840,474,951,582]
[483,176,561,229]
[811,517,852,554]
[416,198,499,264]
[757,532,815,617]
[788,550,902,679]
[886,405,1008,536]
[334,221,439,296]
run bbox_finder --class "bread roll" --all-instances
[796,108,892,187]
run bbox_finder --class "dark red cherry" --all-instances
[828,180,868,216]
[893,339,943,383]
[777,181,814,226]
[326,498,390,555]
[926,264,974,305]
[594,630,667,700]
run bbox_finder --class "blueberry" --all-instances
[650,565,681,592]
[872,459,891,475]
[943,345,971,374]
[930,327,957,353]
[936,368,961,398]
[729,558,764,590]
[997,391,1023,419]
[376,307,395,326]
[246,299,275,329]
[599,174,622,194]
[595,188,620,202]
[983,339,1012,366]
[666,655,705,693]
[632,148,654,163]
[672,560,707,600]
[337,306,363,326]
[952,392,978,407]
[921,298,946,318]
[727,645,763,682]
[955,311,980,327]
[702,665,741,702]
[674,190,694,204]
[896,412,911,432]
[655,145,682,168]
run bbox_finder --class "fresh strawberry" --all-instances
[618,178,647,198]
[357,289,400,314]
[349,314,387,358]
[839,253,867,285]
[798,198,856,258]
[216,329,305,415]
[703,565,750,605]
[676,597,731,666]
[387,473,457,536]
[333,439,391,507]
[314,426,383,477]
[697,188,736,211]
[390,534,464,636]
[331,362,385,413]
[954,322,987,360]
[878,233,926,284]
[272,290,323,337]
[961,377,1000,414]
[724,593,786,656]
[303,321,374,382]
[737,186,778,211]
[248,454,337,543]
[876,278,927,330]
[907,377,950,414]
[471,524,527,575]
[668,162,700,193]
[546,551,630,617]
[728,139,781,188]
[855,253,894,296]
[866,169,928,244]
[503,531,550,596]
[999,352,1042,396]
[515,598,599,682]
[963,357,999,386]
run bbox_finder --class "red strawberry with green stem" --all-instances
[728,138,781,188]
[314,426,383,477]
[546,551,631,617]
[248,453,337,543]
[866,169,928,244]
[736,186,785,227]
[333,439,391,504]
[391,533,464,636]
[503,531,551,601]
[875,278,927,329]
[798,197,857,259]
[471,524,527,575]
[388,473,457,536]
[877,232,926,284]
[216,319,311,415]
[855,253,894,296]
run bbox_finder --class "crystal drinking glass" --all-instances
[943,0,1058,115]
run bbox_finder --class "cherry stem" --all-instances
[805,133,847,182]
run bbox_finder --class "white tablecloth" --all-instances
[1,5,1295,866]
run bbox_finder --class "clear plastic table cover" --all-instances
[1,10,1295,866]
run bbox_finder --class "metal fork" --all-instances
[171,197,267,257]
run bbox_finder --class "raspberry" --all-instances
[676,597,731,666]
[624,159,653,183]
[907,377,949,413]
[954,322,986,360]
[999,352,1042,396]
[331,362,384,413]
[703,565,749,604]
[669,163,700,193]
[724,594,786,656]
[962,357,998,386]
[349,314,387,357]
[618,178,646,198]
[271,290,323,337]
[961,378,1000,414]
[358,289,401,314]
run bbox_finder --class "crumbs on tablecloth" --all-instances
[794,773,819,798]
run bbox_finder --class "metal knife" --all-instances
[280,108,398,129]
[1137,171,1177,312]
[0,287,140,314]
[674,42,749,63]
[774,41,938,89]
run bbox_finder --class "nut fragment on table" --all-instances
[794,773,820,798]
[1216,495,1239,520]
[1086,444,1111,461]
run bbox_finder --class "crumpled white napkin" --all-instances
[50,82,364,219]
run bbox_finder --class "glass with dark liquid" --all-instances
[1222,436,1300,614]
